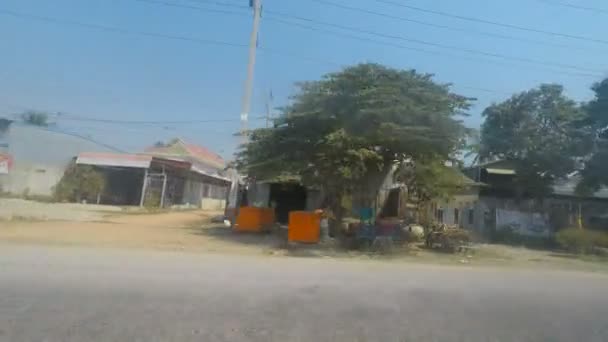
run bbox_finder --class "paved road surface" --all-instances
[1,245,607,341]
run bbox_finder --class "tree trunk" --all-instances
[324,187,344,238]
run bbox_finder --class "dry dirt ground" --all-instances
[2,208,608,272]
[0,210,284,255]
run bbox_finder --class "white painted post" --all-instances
[139,168,148,207]
[160,167,167,208]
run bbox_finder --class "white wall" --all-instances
[0,161,66,196]
[0,124,117,196]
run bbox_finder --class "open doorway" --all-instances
[269,183,307,224]
[380,188,400,218]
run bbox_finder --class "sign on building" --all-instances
[0,153,12,174]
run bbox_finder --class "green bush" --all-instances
[556,228,608,254]
[433,228,472,252]
[54,163,105,202]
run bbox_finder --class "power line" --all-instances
[537,0,608,14]
[0,8,248,48]
[373,0,608,44]
[276,0,604,54]
[0,6,594,102]
[59,114,267,125]
[1,103,267,125]
[263,9,604,75]
[135,0,248,16]
[0,7,341,69]
[314,0,608,46]
[265,16,601,79]
[184,0,249,9]
[138,0,604,78]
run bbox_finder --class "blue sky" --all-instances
[1,0,607,159]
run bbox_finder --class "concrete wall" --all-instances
[470,196,608,235]
[430,191,480,230]
[182,176,230,209]
[182,178,204,206]
[1,161,66,196]
[201,198,226,210]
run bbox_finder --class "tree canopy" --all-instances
[479,84,590,196]
[577,78,608,195]
[237,63,472,220]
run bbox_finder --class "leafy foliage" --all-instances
[54,163,106,202]
[237,63,472,223]
[396,159,469,204]
[577,79,608,195]
[480,84,590,196]
[20,111,49,127]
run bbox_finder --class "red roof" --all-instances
[183,142,225,166]
[144,139,225,169]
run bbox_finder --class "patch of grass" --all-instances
[556,228,608,254]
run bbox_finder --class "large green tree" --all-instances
[577,79,608,195]
[237,63,472,224]
[479,84,590,196]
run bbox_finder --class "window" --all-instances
[468,209,474,225]
[436,208,444,223]
[454,208,459,225]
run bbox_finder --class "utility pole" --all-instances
[240,0,262,145]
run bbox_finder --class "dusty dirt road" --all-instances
[1,245,608,342]
[3,209,608,272]
[0,210,282,254]
[0,211,608,273]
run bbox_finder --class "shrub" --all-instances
[54,163,105,202]
[430,228,472,252]
[556,228,608,254]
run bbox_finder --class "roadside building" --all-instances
[426,175,483,230]
[0,120,117,197]
[76,139,232,209]
[245,176,323,224]
[464,160,608,235]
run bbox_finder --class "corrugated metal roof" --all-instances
[76,152,152,169]
[191,164,231,182]
[76,152,231,182]
[552,176,608,199]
